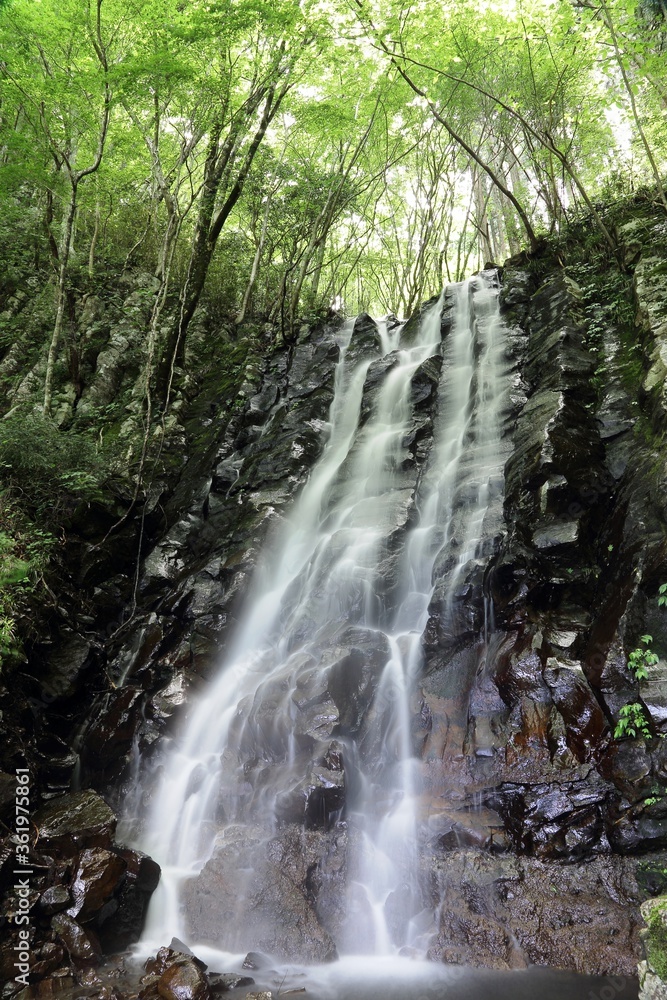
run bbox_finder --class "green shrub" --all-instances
[0,413,112,667]
[628,634,659,681]
[0,412,106,514]
[614,702,651,740]
[0,516,54,668]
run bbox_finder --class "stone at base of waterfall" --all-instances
[242,952,270,970]
[640,961,667,1000]
[209,973,255,992]
[141,947,212,1000]
[182,824,340,962]
[427,848,642,976]
[244,993,272,1000]
[157,960,211,1000]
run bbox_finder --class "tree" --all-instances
[1,0,117,414]
[156,2,315,393]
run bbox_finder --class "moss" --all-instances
[646,899,667,981]
[638,858,667,897]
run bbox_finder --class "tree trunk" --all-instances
[43,181,77,416]
[158,84,285,397]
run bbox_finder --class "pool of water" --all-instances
[186,953,639,1000]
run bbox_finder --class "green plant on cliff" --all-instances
[628,634,659,680]
[0,413,106,513]
[615,590,667,739]
[0,519,53,667]
[0,530,28,662]
[0,413,112,664]
[615,701,652,739]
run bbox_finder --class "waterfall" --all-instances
[135,270,511,961]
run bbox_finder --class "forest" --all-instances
[1,0,666,338]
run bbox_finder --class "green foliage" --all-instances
[659,583,667,608]
[0,0,666,345]
[0,413,112,666]
[628,634,659,681]
[0,506,55,667]
[614,702,652,740]
[0,413,106,514]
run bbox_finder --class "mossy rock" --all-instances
[642,896,667,981]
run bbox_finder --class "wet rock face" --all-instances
[0,789,159,990]
[182,824,343,963]
[426,848,642,976]
[419,256,667,866]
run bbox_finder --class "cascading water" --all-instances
[135,270,511,962]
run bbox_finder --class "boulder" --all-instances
[182,825,338,962]
[34,790,116,854]
[67,847,127,921]
[157,959,211,1000]
[51,913,101,963]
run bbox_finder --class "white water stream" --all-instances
[135,271,511,960]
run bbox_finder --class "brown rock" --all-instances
[157,959,211,1000]
[38,886,71,916]
[67,847,127,920]
[51,913,102,963]
[32,942,65,977]
[33,790,116,855]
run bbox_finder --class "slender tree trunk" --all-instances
[290,184,339,320]
[88,185,101,276]
[159,83,286,393]
[600,0,667,212]
[44,187,60,268]
[44,181,77,416]
[236,177,275,325]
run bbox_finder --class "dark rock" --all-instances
[145,947,177,977]
[542,658,608,761]
[33,790,116,854]
[274,764,344,829]
[67,847,126,921]
[348,314,380,361]
[183,826,338,962]
[427,848,641,975]
[95,847,161,952]
[157,958,211,1000]
[31,941,66,978]
[0,771,16,817]
[208,973,255,992]
[41,631,92,700]
[51,913,101,963]
[242,953,269,970]
[38,885,71,915]
[500,267,533,309]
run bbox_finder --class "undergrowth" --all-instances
[0,413,114,668]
